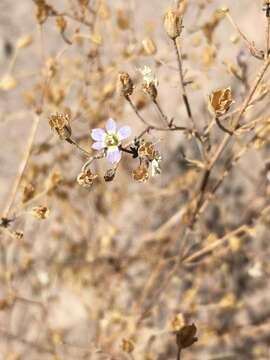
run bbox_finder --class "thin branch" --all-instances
[225,11,264,60]
[153,99,171,127]
[265,13,270,58]
[2,115,40,218]
[172,38,195,126]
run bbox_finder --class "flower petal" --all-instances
[91,128,106,141]
[106,118,117,133]
[106,147,121,163]
[117,125,131,140]
[92,141,105,150]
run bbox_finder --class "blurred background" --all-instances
[0,0,270,359]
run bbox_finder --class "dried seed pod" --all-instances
[48,112,72,140]
[132,164,149,182]
[163,9,183,40]
[142,82,158,101]
[116,9,130,30]
[138,142,157,161]
[118,72,134,97]
[77,169,98,188]
[175,323,198,349]
[35,0,56,25]
[22,183,35,203]
[208,87,234,116]
[56,16,67,33]
[46,171,62,192]
[121,338,135,353]
[31,206,50,220]
[104,168,116,182]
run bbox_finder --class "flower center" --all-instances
[105,133,119,147]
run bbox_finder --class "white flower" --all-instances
[91,118,131,164]
[139,65,158,87]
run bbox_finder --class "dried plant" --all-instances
[1,1,270,359]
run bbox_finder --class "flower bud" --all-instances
[163,9,183,40]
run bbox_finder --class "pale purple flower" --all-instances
[91,118,131,163]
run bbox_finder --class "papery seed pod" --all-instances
[132,164,149,182]
[22,183,35,203]
[77,169,98,188]
[46,171,62,192]
[31,206,50,220]
[56,16,67,33]
[142,82,158,101]
[116,9,130,30]
[177,0,188,16]
[175,324,198,349]
[163,9,183,40]
[208,87,234,117]
[48,112,72,140]
[118,72,134,97]
[14,231,24,240]
[121,338,135,353]
[35,0,56,25]
[138,142,157,161]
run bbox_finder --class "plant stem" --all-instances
[177,347,182,360]
[173,38,194,126]
[2,115,40,218]
[125,95,155,128]
[265,15,270,58]
[153,99,170,127]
